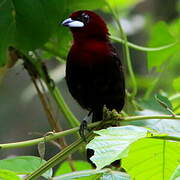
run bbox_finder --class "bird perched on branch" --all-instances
[62,10,125,167]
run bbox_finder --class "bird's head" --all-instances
[61,10,109,41]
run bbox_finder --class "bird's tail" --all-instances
[87,107,103,167]
[87,106,120,168]
[92,107,103,123]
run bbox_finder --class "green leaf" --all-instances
[105,0,143,10]
[53,169,110,180]
[132,109,180,137]
[0,0,106,66]
[0,0,15,66]
[13,0,61,49]
[170,165,180,180]
[86,125,149,169]
[43,27,72,60]
[0,169,21,180]
[69,0,105,10]
[155,94,172,109]
[139,98,170,115]
[0,156,52,178]
[173,77,180,91]
[147,21,179,71]
[0,0,62,66]
[122,138,180,180]
[54,160,92,178]
[169,19,180,41]
[155,94,175,116]
[100,171,131,180]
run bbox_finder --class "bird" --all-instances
[61,10,125,167]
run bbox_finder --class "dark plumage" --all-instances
[62,10,125,167]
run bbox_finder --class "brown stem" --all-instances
[37,78,75,170]
[8,47,76,170]
[24,54,75,170]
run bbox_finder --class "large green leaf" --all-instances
[0,0,15,66]
[170,165,180,180]
[105,0,143,10]
[173,77,180,91]
[100,171,131,180]
[139,95,172,115]
[0,169,21,180]
[69,0,105,10]
[154,94,175,116]
[53,169,108,180]
[86,125,149,169]
[53,169,130,180]
[169,19,180,41]
[0,156,52,178]
[122,138,180,180]
[0,0,106,66]
[43,26,72,61]
[0,0,63,66]
[126,107,180,138]
[147,21,180,71]
[127,95,180,136]
[54,160,93,180]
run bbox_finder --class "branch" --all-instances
[25,132,95,180]
[122,115,180,122]
[24,113,180,179]
[0,128,75,150]
[150,135,180,142]
[0,115,179,150]
[110,36,178,52]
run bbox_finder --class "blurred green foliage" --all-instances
[0,0,105,65]
[0,169,21,180]
[147,21,179,70]
[0,0,179,179]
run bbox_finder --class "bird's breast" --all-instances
[69,40,112,65]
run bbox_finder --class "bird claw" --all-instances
[79,120,91,142]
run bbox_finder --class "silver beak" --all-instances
[61,18,84,27]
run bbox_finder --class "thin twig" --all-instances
[110,36,178,52]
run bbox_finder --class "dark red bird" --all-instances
[62,10,125,166]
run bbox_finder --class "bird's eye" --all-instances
[78,13,89,24]
[82,13,89,19]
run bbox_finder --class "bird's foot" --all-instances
[79,120,88,141]
[79,111,93,141]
